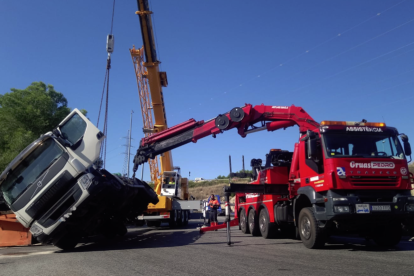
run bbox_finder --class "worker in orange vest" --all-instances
[209,194,220,227]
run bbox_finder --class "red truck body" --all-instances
[133,104,414,248]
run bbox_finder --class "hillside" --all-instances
[188,178,249,200]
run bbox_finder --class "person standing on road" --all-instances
[209,194,219,227]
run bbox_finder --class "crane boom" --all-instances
[133,104,319,172]
[135,0,173,174]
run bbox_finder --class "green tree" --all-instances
[0,82,79,172]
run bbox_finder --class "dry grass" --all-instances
[188,178,250,200]
[189,184,227,200]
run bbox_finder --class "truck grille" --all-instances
[26,171,77,219]
[350,176,398,187]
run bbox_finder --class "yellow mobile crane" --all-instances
[130,0,199,227]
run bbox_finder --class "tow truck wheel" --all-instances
[259,208,276,239]
[373,223,402,247]
[248,208,260,236]
[298,207,326,249]
[239,209,250,234]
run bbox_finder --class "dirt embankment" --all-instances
[188,178,250,200]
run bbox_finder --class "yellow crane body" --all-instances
[131,0,190,218]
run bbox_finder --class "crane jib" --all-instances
[132,104,318,174]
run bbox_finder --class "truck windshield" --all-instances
[323,132,405,159]
[0,138,64,205]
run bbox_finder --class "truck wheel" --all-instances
[169,210,177,228]
[248,208,260,236]
[54,234,80,251]
[183,211,189,226]
[373,223,402,247]
[259,208,276,239]
[177,211,185,226]
[239,209,250,234]
[298,207,326,249]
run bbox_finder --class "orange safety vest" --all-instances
[209,199,219,209]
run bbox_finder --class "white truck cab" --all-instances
[0,109,158,250]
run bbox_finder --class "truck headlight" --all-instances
[334,206,350,213]
[406,204,414,211]
[78,173,93,190]
[30,224,43,237]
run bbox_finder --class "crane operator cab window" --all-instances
[161,171,181,197]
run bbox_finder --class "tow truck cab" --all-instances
[235,120,413,247]
[294,121,414,228]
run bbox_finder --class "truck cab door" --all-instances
[57,109,104,170]
[299,131,325,185]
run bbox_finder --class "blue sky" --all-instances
[1,0,414,180]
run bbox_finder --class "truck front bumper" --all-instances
[313,190,414,229]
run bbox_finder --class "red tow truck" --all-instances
[132,104,414,248]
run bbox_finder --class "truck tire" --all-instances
[259,208,276,239]
[183,211,189,226]
[169,210,177,228]
[54,234,80,251]
[373,223,402,247]
[248,208,260,236]
[298,207,326,249]
[239,208,250,234]
[177,211,185,226]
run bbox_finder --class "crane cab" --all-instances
[161,171,181,198]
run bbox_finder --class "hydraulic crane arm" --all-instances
[132,104,319,174]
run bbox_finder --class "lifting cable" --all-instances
[97,0,116,169]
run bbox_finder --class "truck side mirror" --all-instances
[307,138,318,160]
[401,134,412,156]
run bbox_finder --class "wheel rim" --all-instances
[301,216,311,240]
[240,212,246,231]
[259,212,266,233]
[249,211,254,231]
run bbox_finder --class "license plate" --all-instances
[356,204,370,214]
[371,205,391,211]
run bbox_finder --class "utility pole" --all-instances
[242,155,245,172]
[127,110,134,177]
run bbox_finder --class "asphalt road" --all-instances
[1,216,414,276]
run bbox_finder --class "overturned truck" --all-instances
[0,109,158,250]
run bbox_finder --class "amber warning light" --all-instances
[320,121,386,127]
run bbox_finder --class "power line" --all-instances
[198,1,411,104]
[291,41,414,94]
